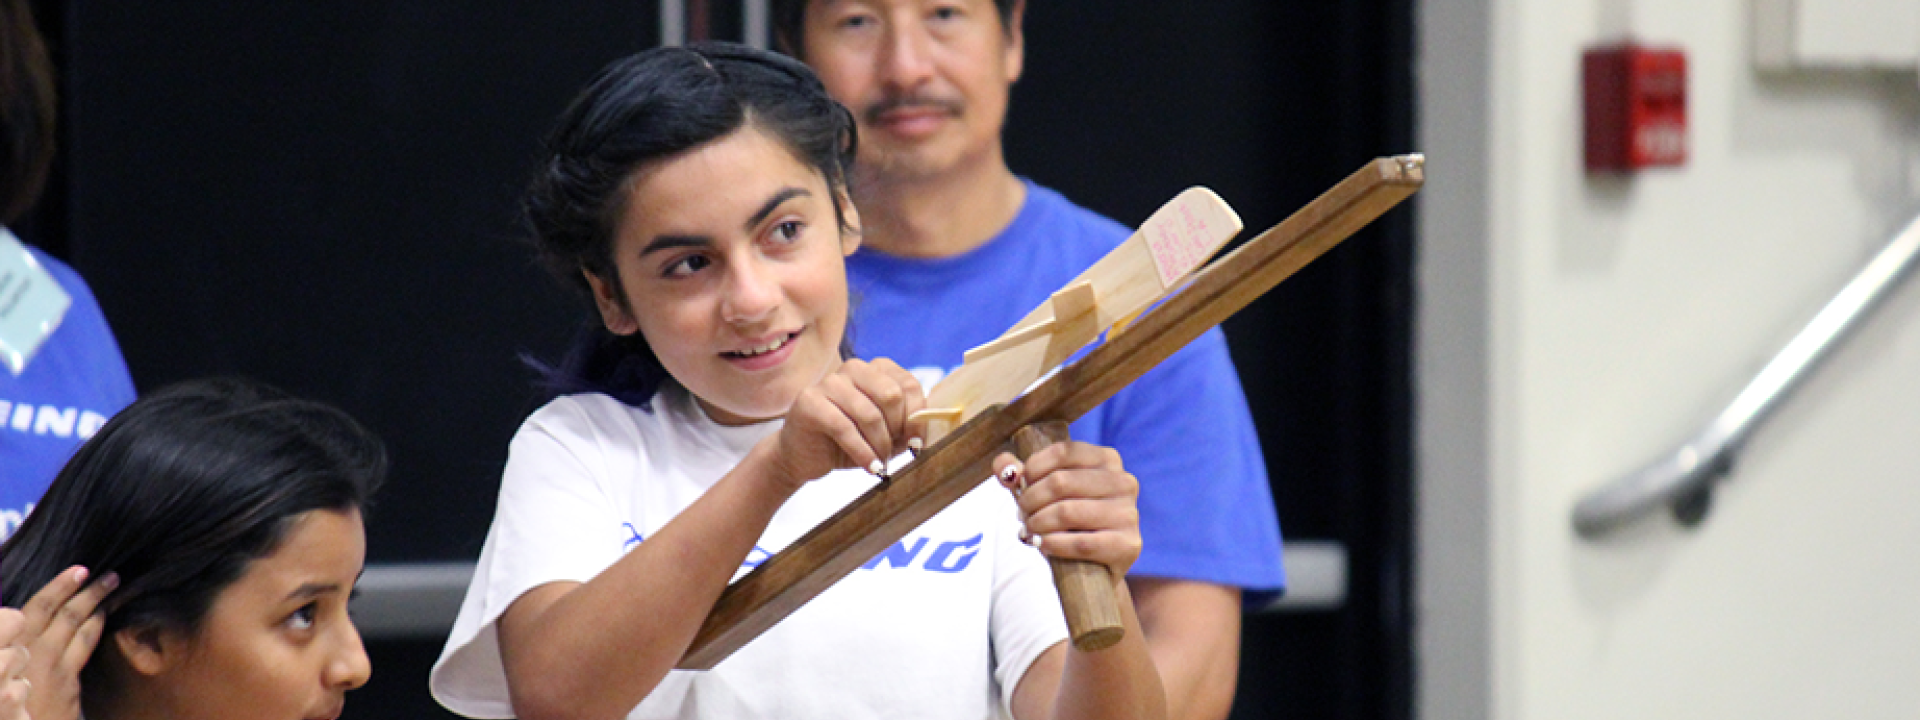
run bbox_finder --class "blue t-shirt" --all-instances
[0,234,136,539]
[846,182,1285,602]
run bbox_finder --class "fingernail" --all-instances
[998,465,1020,489]
[907,436,924,451]
[1031,534,1045,551]
[1018,528,1032,546]
[73,567,88,584]
[100,573,120,591]
[868,459,885,476]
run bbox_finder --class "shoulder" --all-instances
[1010,181,1132,257]
[509,393,660,464]
[22,244,86,293]
[20,243,114,327]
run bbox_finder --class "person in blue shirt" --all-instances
[772,3,1285,718]
[0,0,137,525]
[0,4,138,718]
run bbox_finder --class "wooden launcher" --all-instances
[677,154,1425,669]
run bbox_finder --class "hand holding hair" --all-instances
[18,565,114,720]
[0,608,31,720]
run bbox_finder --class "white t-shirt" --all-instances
[431,385,1068,720]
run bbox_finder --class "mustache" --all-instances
[862,93,963,124]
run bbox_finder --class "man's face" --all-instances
[798,0,1023,183]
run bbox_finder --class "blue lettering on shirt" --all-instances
[861,537,929,570]
[619,525,983,574]
[923,534,983,573]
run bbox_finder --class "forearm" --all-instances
[1051,577,1167,720]
[1131,579,1242,720]
[501,441,799,720]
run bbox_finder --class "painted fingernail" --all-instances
[1018,528,1032,546]
[998,465,1019,488]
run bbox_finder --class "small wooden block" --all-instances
[1048,280,1097,322]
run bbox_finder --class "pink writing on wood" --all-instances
[1146,203,1215,287]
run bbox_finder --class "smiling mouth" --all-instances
[723,331,799,359]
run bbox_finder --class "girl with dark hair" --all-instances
[0,378,385,720]
[431,42,1163,720]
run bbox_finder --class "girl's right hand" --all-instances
[768,358,926,489]
[0,609,30,720]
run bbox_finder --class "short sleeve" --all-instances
[1082,327,1287,605]
[431,400,630,718]
[986,488,1069,718]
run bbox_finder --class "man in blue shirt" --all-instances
[774,3,1285,718]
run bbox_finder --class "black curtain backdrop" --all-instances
[30,2,1412,719]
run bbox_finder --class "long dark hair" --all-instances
[525,41,858,406]
[0,378,385,672]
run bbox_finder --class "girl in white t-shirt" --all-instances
[430,42,1165,720]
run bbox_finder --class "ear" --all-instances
[836,189,863,256]
[582,269,641,336]
[113,624,184,677]
[1003,0,1026,83]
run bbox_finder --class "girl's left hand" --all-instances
[993,442,1143,577]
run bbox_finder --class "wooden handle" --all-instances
[1011,421,1125,652]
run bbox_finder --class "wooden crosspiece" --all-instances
[677,154,1425,669]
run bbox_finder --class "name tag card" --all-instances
[0,232,72,375]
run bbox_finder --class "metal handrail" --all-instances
[1573,211,1920,538]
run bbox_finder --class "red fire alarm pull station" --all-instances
[1583,43,1687,172]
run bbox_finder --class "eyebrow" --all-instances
[286,582,343,601]
[637,186,814,257]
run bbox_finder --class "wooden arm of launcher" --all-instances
[677,154,1425,670]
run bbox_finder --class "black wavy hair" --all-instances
[525,41,858,406]
[0,378,385,691]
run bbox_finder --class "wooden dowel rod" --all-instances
[1012,421,1125,652]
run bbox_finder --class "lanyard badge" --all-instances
[0,231,72,375]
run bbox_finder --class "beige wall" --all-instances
[1419,0,1920,718]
